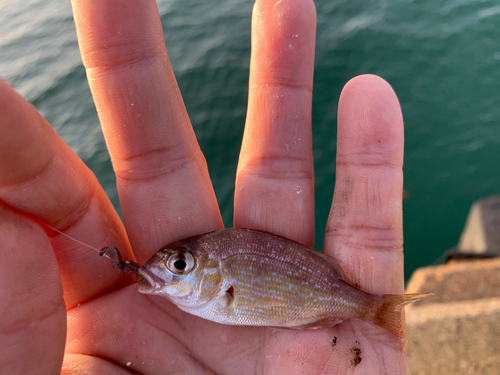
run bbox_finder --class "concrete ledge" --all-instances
[405,195,500,373]
[458,195,500,254]
[406,297,500,374]
[406,258,500,306]
[406,257,500,374]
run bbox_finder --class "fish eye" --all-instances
[173,259,186,270]
[165,250,195,275]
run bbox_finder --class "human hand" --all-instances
[0,0,407,374]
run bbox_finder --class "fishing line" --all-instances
[39,221,102,253]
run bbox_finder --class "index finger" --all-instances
[72,0,223,264]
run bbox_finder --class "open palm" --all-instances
[0,0,409,374]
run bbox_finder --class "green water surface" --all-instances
[1,0,500,280]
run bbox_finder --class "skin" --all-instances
[0,0,407,374]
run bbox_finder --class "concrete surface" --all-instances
[406,258,500,306]
[405,195,500,374]
[406,297,500,374]
[458,195,500,255]
[406,258,500,374]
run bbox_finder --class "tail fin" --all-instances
[372,293,431,340]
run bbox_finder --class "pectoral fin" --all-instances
[225,285,234,305]
[291,317,345,330]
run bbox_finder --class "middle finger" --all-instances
[235,0,317,246]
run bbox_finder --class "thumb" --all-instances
[0,207,66,374]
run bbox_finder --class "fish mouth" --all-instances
[137,268,158,289]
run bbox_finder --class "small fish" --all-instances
[100,228,429,339]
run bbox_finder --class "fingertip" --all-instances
[251,0,317,88]
[0,80,56,187]
[254,0,316,18]
[339,74,402,128]
[341,74,396,98]
[338,74,404,163]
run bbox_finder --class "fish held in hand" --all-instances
[100,229,430,339]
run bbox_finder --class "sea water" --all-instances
[1,0,500,279]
